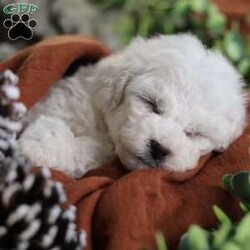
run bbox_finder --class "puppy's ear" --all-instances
[94,54,131,112]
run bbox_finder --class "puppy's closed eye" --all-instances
[138,95,163,115]
[184,130,204,138]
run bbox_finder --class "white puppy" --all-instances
[18,34,247,178]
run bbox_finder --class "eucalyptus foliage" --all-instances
[91,0,250,85]
[155,171,250,250]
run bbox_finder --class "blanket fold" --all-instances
[1,35,250,250]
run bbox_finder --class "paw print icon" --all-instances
[3,13,38,40]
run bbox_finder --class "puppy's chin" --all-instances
[115,145,149,171]
[160,157,199,172]
[115,144,199,172]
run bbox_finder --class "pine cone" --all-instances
[0,70,26,181]
[0,164,86,250]
[0,70,85,250]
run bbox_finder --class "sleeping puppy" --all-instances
[18,34,247,178]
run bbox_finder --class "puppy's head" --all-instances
[94,34,246,172]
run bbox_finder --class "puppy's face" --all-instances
[94,34,246,172]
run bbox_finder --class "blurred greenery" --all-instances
[156,232,168,250]
[155,171,250,250]
[90,0,250,86]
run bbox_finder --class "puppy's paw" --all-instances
[18,116,78,175]
[19,116,114,178]
[18,137,69,168]
[70,136,114,178]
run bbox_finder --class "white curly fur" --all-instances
[18,34,247,178]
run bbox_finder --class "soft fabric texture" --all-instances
[1,35,250,250]
[0,35,111,109]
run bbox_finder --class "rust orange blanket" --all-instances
[1,35,250,250]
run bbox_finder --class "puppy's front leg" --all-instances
[18,116,104,178]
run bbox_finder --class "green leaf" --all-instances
[239,202,249,213]
[238,58,250,75]
[212,224,232,248]
[206,12,226,34]
[172,0,189,18]
[163,16,175,33]
[224,31,244,62]
[190,0,207,13]
[207,3,220,16]
[212,206,232,248]
[220,242,242,250]
[179,226,209,250]
[138,12,154,37]
[213,206,232,225]
[212,40,224,53]
[121,15,136,43]
[231,172,250,204]
[234,213,250,243]
[223,174,234,193]
[156,232,168,250]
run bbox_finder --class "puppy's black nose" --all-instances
[149,139,170,161]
